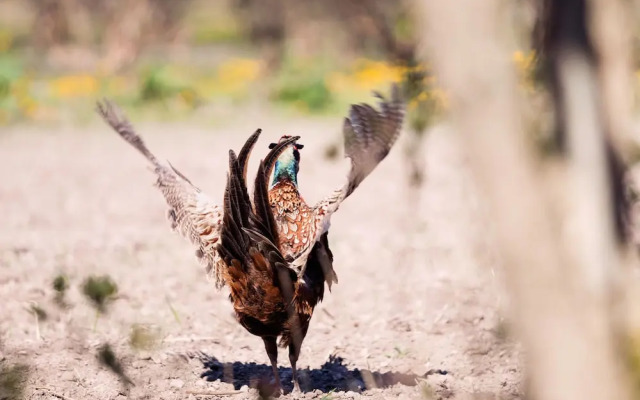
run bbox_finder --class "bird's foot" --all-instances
[291,379,301,394]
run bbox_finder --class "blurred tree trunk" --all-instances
[100,0,191,73]
[30,0,72,49]
[533,0,633,242]
[28,0,190,72]
[29,0,97,69]
[100,0,153,73]
[232,0,416,71]
[233,0,285,73]
[419,0,634,399]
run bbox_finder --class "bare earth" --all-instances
[0,113,522,400]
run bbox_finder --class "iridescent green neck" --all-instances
[271,159,298,187]
[270,148,299,188]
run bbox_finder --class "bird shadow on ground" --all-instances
[196,353,448,394]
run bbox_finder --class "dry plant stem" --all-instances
[185,389,242,396]
[165,295,181,324]
[93,310,99,332]
[35,387,77,400]
[418,1,631,400]
[34,314,41,341]
[162,336,220,343]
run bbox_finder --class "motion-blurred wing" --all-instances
[290,85,404,273]
[341,84,404,198]
[314,84,403,225]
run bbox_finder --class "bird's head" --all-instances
[269,135,304,187]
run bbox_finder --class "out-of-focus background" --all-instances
[0,0,446,124]
[2,1,640,399]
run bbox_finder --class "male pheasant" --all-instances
[96,85,403,393]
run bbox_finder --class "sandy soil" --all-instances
[0,113,522,400]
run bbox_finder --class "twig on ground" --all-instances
[185,389,243,396]
[162,336,220,343]
[35,387,77,400]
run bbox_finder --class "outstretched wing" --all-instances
[96,100,261,288]
[291,85,404,272]
[318,83,404,213]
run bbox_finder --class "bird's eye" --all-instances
[268,143,277,149]
[295,144,304,150]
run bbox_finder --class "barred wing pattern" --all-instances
[291,85,404,272]
[324,83,403,211]
[96,100,227,287]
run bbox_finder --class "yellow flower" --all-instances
[430,88,449,111]
[513,50,535,72]
[407,87,449,115]
[0,108,8,125]
[10,76,31,98]
[353,59,403,90]
[18,96,38,118]
[50,75,99,98]
[325,71,357,94]
[416,91,429,102]
[216,58,262,93]
[0,29,12,53]
[512,50,537,92]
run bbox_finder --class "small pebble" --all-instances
[170,379,185,388]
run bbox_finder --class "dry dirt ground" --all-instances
[0,112,522,400]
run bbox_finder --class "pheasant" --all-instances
[96,85,403,393]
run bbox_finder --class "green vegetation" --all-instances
[82,275,118,331]
[52,273,69,307]
[82,275,118,313]
[165,295,181,324]
[271,59,335,113]
[0,363,29,400]
[129,324,160,351]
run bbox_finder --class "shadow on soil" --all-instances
[197,353,447,394]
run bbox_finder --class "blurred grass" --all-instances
[0,0,638,129]
[52,274,69,308]
[0,1,539,128]
[0,40,546,128]
[82,275,118,314]
[0,363,29,400]
[129,324,161,351]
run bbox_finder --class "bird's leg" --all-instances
[289,341,301,393]
[263,337,282,393]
